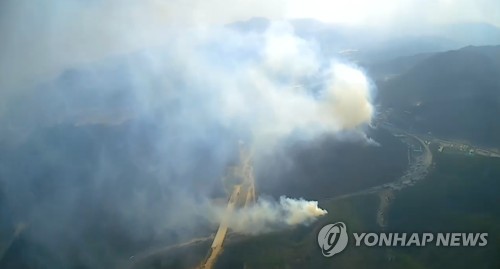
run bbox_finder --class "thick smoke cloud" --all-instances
[2,0,497,99]
[123,21,372,234]
[1,1,499,267]
[0,1,377,268]
[167,22,375,151]
[213,196,327,235]
[0,0,285,95]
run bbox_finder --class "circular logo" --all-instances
[317,222,348,257]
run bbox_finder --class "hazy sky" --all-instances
[0,2,498,266]
[288,0,500,27]
[0,0,499,94]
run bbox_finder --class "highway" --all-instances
[324,122,500,206]
[199,146,256,269]
[419,134,500,158]
[322,123,435,204]
[125,146,256,269]
[0,222,28,263]
[201,185,240,269]
[124,235,214,269]
[127,123,500,269]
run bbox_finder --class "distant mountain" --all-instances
[229,18,500,64]
[287,19,461,63]
[228,17,270,32]
[435,23,500,47]
[377,45,500,146]
[365,52,436,80]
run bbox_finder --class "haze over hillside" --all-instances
[231,18,500,63]
[1,1,500,268]
[376,45,500,146]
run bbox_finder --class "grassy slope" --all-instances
[386,151,500,269]
[378,46,500,147]
[216,150,500,269]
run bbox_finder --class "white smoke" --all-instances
[0,0,495,266]
[2,18,373,236]
[212,196,327,235]
[129,21,371,235]
[0,1,376,259]
[160,21,376,151]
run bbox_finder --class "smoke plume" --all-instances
[215,196,327,235]
[0,1,376,268]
